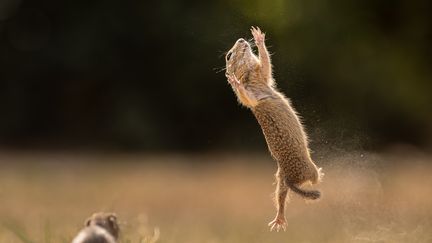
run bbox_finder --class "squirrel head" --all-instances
[225,38,259,82]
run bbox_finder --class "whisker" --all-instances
[213,66,227,74]
[248,38,256,47]
[218,50,228,59]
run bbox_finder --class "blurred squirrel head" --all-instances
[85,212,119,239]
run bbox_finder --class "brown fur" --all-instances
[72,212,119,243]
[225,27,324,231]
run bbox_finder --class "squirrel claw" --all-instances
[268,217,287,232]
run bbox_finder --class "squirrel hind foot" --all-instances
[268,217,287,232]
[316,167,324,183]
[310,167,324,185]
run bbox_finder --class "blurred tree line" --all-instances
[0,0,431,151]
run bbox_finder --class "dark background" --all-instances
[0,0,431,152]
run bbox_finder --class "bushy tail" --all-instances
[288,183,321,200]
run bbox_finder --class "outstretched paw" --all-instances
[268,217,287,232]
[251,26,265,46]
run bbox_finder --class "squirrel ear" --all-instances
[108,213,117,222]
[84,218,91,226]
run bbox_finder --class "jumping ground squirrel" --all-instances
[224,27,324,232]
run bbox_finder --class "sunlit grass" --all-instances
[0,151,431,242]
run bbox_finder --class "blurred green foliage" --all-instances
[0,0,431,151]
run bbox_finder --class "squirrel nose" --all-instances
[237,38,245,43]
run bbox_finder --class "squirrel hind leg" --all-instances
[269,181,288,232]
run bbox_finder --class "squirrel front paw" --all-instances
[225,72,241,87]
[251,26,265,46]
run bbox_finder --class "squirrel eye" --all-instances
[226,52,232,61]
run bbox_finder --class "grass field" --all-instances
[0,150,431,242]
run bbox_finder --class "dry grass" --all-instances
[0,151,431,242]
